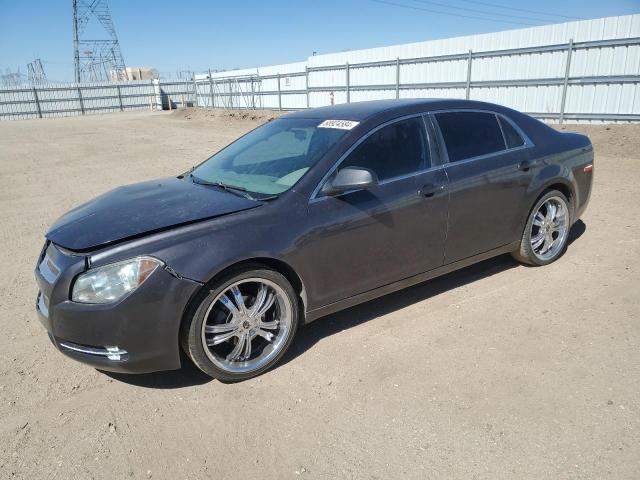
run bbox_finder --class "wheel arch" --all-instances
[518,178,576,242]
[535,179,576,218]
[179,256,308,342]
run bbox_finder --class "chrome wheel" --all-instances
[200,278,293,374]
[530,196,568,261]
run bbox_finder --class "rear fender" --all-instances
[520,159,578,234]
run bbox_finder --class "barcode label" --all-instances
[318,119,360,130]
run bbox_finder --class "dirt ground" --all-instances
[0,109,638,479]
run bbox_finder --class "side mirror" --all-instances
[322,167,378,196]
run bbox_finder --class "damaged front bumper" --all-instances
[35,242,202,374]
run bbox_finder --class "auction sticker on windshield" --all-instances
[317,119,360,130]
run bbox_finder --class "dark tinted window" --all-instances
[341,117,429,181]
[435,111,506,162]
[498,116,525,149]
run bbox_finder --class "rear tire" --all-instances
[181,265,299,382]
[512,190,571,266]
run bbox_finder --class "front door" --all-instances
[301,116,449,309]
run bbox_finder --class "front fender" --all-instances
[88,195,311,313]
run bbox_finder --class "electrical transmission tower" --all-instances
[27,59,48,85]
[1,68,27,87]
[72,0,127,82]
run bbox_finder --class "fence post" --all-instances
[559,38,574,125]
[116,85,123,111]
[277,73,282,111]
[32,87,42,118]
[207,70,215,108]
[465,50,473,100]
[153,79,162,110]
[192,76,198,108]
[346,62,350,104]
[305,66,310,109]
[77,86,85,115]
[183,77,189,108]
[395,57,400,99]
[250,77,255,109]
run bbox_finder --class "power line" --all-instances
[409,0,563,23]
[456,0,582,20]
[370,0,542,26]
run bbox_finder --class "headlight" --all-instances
[72,256,163,304]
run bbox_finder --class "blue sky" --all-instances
[1,0,638,81]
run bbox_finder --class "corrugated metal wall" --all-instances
[0,80,195,121]
[3,15,638,122]
[195,14,640,123]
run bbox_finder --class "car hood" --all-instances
[46,177,261,251]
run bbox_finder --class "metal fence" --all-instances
[0,79,196,121]
[3,36,638,123]
[194,36,640,123]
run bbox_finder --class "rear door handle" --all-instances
[419,184,446,198]
[518,160,536,172]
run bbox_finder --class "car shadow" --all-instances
[279,253,517,368]
[567,218,586,245]
[280,219,586,368]
[102,220,586,388]
[100,353,213,389]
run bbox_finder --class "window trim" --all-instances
[430,109,534,166]
[310,112,436,202]
[496,113,526,150]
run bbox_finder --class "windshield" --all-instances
[191,118,349,197]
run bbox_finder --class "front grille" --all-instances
[38,244,61,284]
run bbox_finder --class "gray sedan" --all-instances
[35,99,593,381]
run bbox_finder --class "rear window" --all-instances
[498,116,525,149]
[435,111,506,162]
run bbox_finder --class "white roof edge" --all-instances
[195,13,639,78]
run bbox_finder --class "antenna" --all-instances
[72,0,127,82]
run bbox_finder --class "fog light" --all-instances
[58,341,128,361]
[106,346,126,361]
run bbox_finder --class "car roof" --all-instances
[282,98,503,122]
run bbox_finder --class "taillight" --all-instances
[583,164,593,173]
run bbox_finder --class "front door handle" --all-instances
[419,184,446,198]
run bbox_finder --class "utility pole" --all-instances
[73,0,80,82]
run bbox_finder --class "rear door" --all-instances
[432,110,535,263]
[303,115,448,308]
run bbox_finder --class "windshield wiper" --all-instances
[259,194,280,201]
[190,174,256,200]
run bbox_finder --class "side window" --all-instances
[498,116,525,149]
[435,111,506,162]
[340,117,429,181]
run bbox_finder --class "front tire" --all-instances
[182,266,299,381]
[512,190,571,266]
